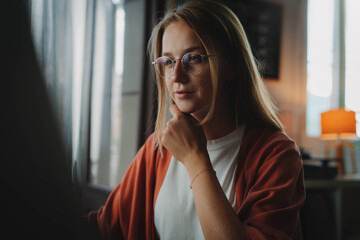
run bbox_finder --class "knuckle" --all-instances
[177,114,184,121]
[163,127,170,135]
[168,118,178,126]
[161,132,168,144]
[166,120,174,128]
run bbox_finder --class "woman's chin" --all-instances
[174,103,193,114]
[174,102,210,118]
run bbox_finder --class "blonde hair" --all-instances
[148,0,283,150]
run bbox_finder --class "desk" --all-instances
[303,174,360,240]
[306,174,360,188]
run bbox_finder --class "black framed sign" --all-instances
[175,0,283,80]
[222,0,282,79]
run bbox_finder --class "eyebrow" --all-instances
[162,46,203,57]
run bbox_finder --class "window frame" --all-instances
[79,0,166,212]
[79,0,113,211]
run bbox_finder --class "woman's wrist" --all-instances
[190,168,216,189]
[184,151,213,180]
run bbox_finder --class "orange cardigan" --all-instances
[89,125,305,239]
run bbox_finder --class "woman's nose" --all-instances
[171,60,187,82]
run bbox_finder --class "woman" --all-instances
[89,0,305,239]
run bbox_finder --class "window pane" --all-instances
[306,0,335,137]
[72,0,87,163]
[90,0,115,186]
[345,0,360,136]
[90,0,144,187]
[345,0,360,111]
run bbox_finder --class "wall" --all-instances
[262,0,329,158]
[262,0,307,146]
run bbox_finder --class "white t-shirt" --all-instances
[154,125,245,240]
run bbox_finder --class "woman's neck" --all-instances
[201,112,237,141]
[191,98,238,141]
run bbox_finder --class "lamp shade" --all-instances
[321,108,356,140]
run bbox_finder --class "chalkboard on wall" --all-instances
[174,0,283,80]
[222,0,283,80]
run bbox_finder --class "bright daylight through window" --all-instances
[306,0,360,137]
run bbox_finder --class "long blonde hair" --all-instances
[148,0,283,150]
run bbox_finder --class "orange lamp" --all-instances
[321,108,357,174]
[321,108,356,140]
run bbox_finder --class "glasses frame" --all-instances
[152,52,220,78]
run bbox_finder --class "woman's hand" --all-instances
[162,105,242,239]
[161,104,209,170]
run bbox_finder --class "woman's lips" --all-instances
[174,91,194,99]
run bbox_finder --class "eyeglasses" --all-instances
[152,52,220,78]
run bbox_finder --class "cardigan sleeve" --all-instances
[237,130,306,240]
[88,135,158,240]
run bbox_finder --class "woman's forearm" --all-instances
[186,154,243,240]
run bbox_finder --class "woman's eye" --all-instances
[188,55,202,63]
[164,60,173,66]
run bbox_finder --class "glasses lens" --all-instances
[155,57,173,77]
[182,52,204,75]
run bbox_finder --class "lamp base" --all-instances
[325,141,357,175]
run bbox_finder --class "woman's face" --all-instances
[161,21,214,120]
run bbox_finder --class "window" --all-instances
[29,0,163,211]
[78,0,165,211]
[345,0,360,113]
[89,0,145,188]
[306,0,360,137]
